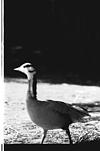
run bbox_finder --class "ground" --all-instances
[4,78,100,144]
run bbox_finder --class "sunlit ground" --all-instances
[4,78,100,144]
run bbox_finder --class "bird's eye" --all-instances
[28,66,36,73]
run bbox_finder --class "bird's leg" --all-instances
[41,130,47,144]
[66,128,73,144]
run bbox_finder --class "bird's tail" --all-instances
[69,105,90,122]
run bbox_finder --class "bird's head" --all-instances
[14,63,36,80]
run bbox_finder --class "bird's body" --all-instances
[14,63,90,144]
[26,98,72,130]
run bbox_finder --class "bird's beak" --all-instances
[14,67,20,71]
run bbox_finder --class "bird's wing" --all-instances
[47,100,72,113]
[47,100,90,122]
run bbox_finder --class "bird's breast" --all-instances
[26,100,67,130]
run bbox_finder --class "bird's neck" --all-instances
[28,74,37,99]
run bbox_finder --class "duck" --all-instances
[14,63,90,144]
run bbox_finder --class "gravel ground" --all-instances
[4,78,100,144]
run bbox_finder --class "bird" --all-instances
[14,63,90,144]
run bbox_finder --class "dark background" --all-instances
[4,0,100,84]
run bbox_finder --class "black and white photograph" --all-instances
[3,0,100,149]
